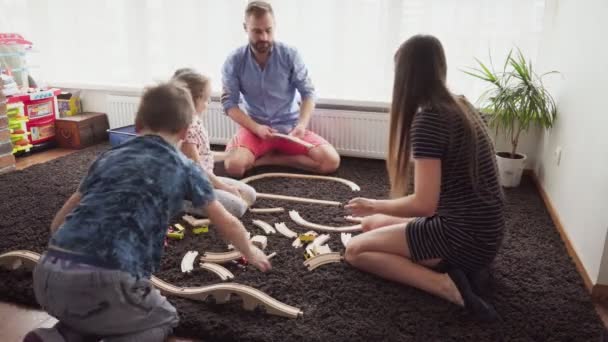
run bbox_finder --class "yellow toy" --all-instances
[167,225,184,240]
[192,226,209,234]
[298,234,316,243]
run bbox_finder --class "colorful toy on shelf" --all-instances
[57,91,82,117]
[6,101,32,154]
[6,88,61,149]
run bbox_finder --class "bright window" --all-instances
[0,0,545,103]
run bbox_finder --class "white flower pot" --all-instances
[496,152,527,187]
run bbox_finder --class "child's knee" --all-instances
[224,155,253,178]
[241,184,257,205]
[344,239,363,265]
[225,199,248,218]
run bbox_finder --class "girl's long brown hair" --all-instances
[387,35,497,197]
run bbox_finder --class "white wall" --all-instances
[535,0,608,284]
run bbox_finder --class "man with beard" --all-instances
[220,1,340,177]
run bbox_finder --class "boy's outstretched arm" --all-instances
[50,192,82,233]
[204,200,271,272]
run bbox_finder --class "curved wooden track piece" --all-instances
[289,210,362,233]
[0,250,40,270]
[257,193,341,206]
[252,219,276,235]
[240,172,361,191]
[153,277,303,318]
[181,251,199,273]
[249,207,285,214]
[271,133,314,149]
[0,250,302,319]
[200,250,242,264]
[275,222,298,238]
[199,262,235,281]
[303,252,343,271]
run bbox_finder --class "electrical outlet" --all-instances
[554,146,562,166]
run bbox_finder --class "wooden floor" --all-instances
[2,147,607,341]
[15,148,78,170]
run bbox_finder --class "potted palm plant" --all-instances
[464,49,558,187]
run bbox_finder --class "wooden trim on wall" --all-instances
[526,170,594,292]
[592,284,608,303]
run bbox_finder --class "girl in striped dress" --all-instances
[345,35,504,321]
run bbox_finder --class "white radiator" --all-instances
[106,95,140,129]
[106,95,388,159]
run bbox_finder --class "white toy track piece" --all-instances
[275,222,298,238]
[305,234,331,255]
[292,230,318,248]
[303,252,344,271]
[0,250,303,319]
[240,172,361,192]
[199,262,235,281]
[250,207,285,214]
[270,133,314,149]
[252,219,276,235]
[251,235,268,250]
[181,251,199,273]
[341,233,353,248]
[200,250,242,264]
[289,210,362,233]
[256,193,341,207]
[183,215,211,227]
[314,245,332,255]
[344,215,364,223]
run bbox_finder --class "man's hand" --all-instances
[254,124,277,140]
[289,123,307,139]
[345,197,379,217]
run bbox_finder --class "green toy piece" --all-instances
[192,226,209,234]
[298,234,316,243]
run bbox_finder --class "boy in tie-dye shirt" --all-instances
[25,82,271,342]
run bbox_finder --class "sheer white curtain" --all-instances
[0,0,545,103]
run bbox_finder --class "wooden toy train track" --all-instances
[289,210,362,233]
[241,172,361,207]
[241,172,361,191]
[0,250,302,319]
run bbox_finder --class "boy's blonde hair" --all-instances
[172,70,211,103]
[135,82,194,134]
